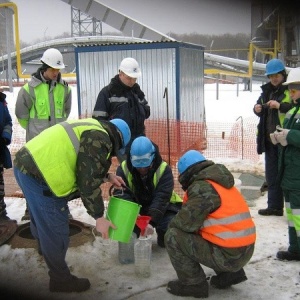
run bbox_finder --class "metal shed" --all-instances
[75,41,206,163]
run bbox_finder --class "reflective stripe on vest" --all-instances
[25,118,108,197]
[278,90,292,126]
[121,161,182,203]
[195,180,256,247]
[285,202,300,237]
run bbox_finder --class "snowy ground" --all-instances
[1,83,299,300]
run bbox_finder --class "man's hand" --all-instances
[107,173,126,188]
[270,126,290,146]
[95,216,116,239]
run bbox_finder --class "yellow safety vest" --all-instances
[121,161,182,203]
[25,118,108,197]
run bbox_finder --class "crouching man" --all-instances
[165,150,256,298]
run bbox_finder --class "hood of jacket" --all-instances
[178,160,235,191]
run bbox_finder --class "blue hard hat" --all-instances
[130,136,155,168]
[178,150,206,174]
[265,59,285,76]
[110,119,131,149]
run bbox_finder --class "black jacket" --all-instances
[253,82,291,154]
[93,75,150,142]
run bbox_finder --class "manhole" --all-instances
[7,219,95,249]
[0,220,18,246]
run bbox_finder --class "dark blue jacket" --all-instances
[92,75,150,142]
[0,92,12,168]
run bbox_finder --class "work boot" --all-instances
[166,280,209,298]
[210,268,247,289]
[276,251,300,261]
[258,208,283,216]
[49,275,91,293]
[21,208,30,221]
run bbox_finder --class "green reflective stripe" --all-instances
[203,212,251,227]
[215,227,256,239]
[278,90,291,126]
[153,161,167,186]
[121,160,182,203]
[121,161,133,190]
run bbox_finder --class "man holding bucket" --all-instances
[13,118,131,294]
[114,136,182,247]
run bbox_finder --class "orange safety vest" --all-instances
[184,180,256,248]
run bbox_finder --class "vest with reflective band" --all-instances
[25,118,108,197]
[186,179,256,248]
[121,161,182,203]
[279,90,291,126]
[24,82,69,120]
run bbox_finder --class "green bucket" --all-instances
[106,196,141,243]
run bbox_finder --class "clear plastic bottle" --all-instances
[134,235,152,277]
[118,232,136,264]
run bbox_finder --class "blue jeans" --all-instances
[265,140,284,210]
[14,167,72,281]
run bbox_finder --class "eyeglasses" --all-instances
[289,89,300,94]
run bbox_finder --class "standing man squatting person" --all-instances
[253,58,292,216]
[92,57,150,161]
[15,48,72,220]
[13,118,131,293]
[165,150,256,298]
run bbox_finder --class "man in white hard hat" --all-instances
[15,48,72,220]
[92,57,150,161]
[270,67,300,262]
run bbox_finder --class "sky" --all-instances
[1,84,299,299]
[10,0,251,44]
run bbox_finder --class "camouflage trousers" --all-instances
[165,227,254,285]
[0,164,6,216]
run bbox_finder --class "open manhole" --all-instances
[7,219,95,249]
[0,220,18,246]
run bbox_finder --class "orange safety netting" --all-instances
[6,117,260,203]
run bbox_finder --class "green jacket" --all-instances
[279,103,300,190]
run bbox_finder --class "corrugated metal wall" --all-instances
[75,42,204,123]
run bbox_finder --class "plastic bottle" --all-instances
[118,232,136,264]
[134,235,152,277]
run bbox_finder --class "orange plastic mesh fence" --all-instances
[6,117,260,204]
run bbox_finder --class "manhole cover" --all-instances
[0,220,18,246]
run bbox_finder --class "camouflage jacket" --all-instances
[14,121,122,219]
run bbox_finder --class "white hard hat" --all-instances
[119,57,141,78]
[41,48,65,69]
[283,68,300,85]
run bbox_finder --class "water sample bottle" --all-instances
[118,232,136,264]
[134,235,152,278]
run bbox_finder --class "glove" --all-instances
[144,224,154,236]
[270,126,290,146]
[270,133,278,145]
